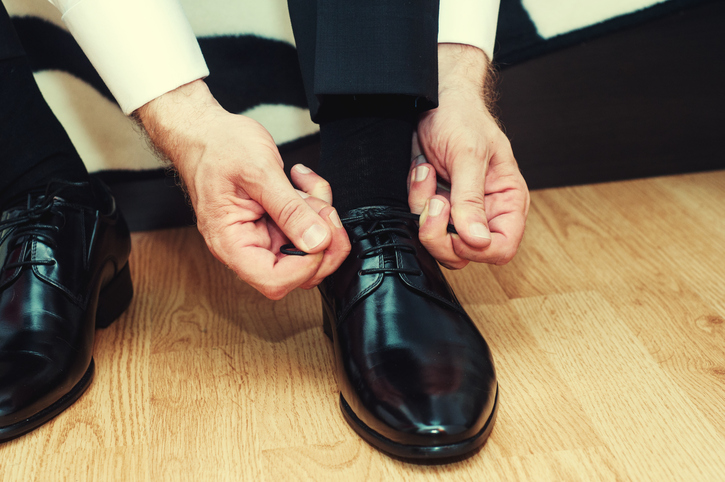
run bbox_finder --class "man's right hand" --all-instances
[136,80,350,300]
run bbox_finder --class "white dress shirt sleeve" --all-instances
[438,0,501,60]
[47,0,209,115]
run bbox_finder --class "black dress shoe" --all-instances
[0,180,133,442]
[317,206,498,460]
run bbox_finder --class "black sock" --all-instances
[0,56,93,210]
[317,95,416,215]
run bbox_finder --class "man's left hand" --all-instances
[409,43,530,269]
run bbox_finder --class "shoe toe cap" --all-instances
[0,351,62,426]
[349,354,497,446]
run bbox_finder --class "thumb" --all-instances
[449,151,492,249]
[257,168,332,254]
[408,161,437,215]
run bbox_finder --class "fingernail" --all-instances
[296,189,310,199]
[419,209,428,226]
[469,222,491,239]
[294,164,313,174]
[329,210,342,228]
[303,224,327,250]
[429,198,444,216]
[415,165,429,182]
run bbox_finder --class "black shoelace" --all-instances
[0,182,82,270]
[280,209,457,276]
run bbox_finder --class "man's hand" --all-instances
[136,80,350,299]
[409,44,529,269]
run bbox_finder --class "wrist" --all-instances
[438,44,488,91]
[134,79,224,167]
[437,43,496,108]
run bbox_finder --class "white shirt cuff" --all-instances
[59,0,209,114]
[438,0,500,60]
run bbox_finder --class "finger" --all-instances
[448,148,493,250]
[487,209,526,264]
[408,162,437,215]
[485,187,529,249]
[237,249,323,300]
[295,196,350,288]
[212,220,324,300]
[448,148,528,265]
[451,230,516,266]
[254,166,333,255]
[451,188,528,265]
[408,132,429,194]
[300,205,351,289]
[448,205,526,265]
[266,194,331,252]
[290,164,333,204]
[418,195,469,270]
[272,194,349,290]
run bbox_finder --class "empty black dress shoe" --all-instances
[317,206,498,460]
[0,180,133,442]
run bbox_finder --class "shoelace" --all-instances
[280,209,457,276]
[0,182,82,270]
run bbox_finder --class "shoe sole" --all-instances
[0,263,133,443]
[340,385,498,462]
[322,304,499,461]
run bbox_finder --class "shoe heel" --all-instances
[96,263,134,328]
[321,299,333,341]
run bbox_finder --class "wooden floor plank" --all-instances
[467,302,604,460]
[149,348,262,481]
[512,291,725,480]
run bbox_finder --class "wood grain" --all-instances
[2,170,725,481]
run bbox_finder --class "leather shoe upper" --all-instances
[0,181,131,426]
[318,206,497,447]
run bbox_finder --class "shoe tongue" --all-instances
[45,180,97,207]
[383,250,397,269]
[373,220,401,270]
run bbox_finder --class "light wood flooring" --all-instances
[2,170,725,481]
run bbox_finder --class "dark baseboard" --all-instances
[496,0,725,190]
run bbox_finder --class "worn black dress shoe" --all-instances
[317,206,498,460]
[0,180,133,442]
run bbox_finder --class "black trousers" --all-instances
[0,2,85,197]
[287,0,440,121]
[0,0,440,184]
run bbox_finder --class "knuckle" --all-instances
[316,181,333,202]
[302,278,322,290]
[440,260,468,270]
[275,198,308,230]
[460,192,486,207]
[261,284,288,301]
[450,140,487,163]
[418,231,437,245]
[494,132,512,150]
[494,245,518,266]
[452,242,472,261]
[316,179,331,192]
[241,162,268,187]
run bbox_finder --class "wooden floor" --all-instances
[2,170,725,481]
